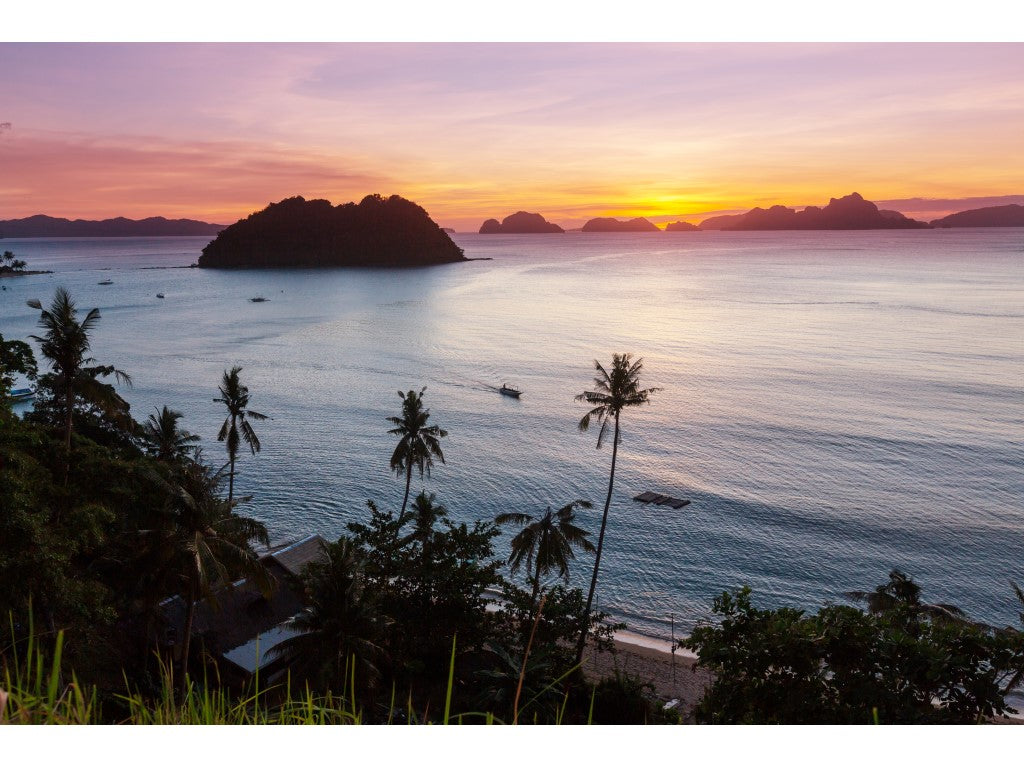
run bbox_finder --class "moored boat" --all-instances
[499,383,522,398]
[10,386,35,402]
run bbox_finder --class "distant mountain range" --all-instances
[0,215,227,238]
[698,193,930,230]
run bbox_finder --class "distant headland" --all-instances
[198,195,467,269]
[479,211,564,234]
[581,217,660,232]
[0,215,226,238]
[930,204,1024,228]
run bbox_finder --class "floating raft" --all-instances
[633,491,691,509]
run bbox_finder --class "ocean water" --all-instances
[1,230,1022,641]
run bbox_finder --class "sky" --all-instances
[1,42,1023,230]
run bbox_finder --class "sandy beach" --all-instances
[581,633,712,722]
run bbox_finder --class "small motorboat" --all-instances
[499,383,522,398]
[156,293,165,298]
[250,296,269,303]
[10,386,35,402]
[98,279,113,285]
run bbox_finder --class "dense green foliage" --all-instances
[688,576,1024,724]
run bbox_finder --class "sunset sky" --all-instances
[1,43,1022,230]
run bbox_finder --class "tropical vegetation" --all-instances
[3,289,1023,725]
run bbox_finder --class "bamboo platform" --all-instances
[633,491,691,509]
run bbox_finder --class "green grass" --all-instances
[1,624,598,725]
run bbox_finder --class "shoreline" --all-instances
[581,631,710,721]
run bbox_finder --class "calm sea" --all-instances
[1,230,1022,641]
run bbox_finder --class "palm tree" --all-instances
[573,353,660,664]
[27,288,131,475]
[214,366,267,505]
[142,461,271,680]
[846,569,968,623]
[387,388,447,516]
[495,500,595,614]
[141,406,201,463]
[401,491,448,586]
[271,538,390,694]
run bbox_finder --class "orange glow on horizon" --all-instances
[1,44,1021,231]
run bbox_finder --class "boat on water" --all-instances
[10,386,35,402]
[250,296,269,303]
[499,383,522,398]
[98,279,113,285]
[156,293,165,298]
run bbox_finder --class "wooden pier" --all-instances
[633,491,691,509]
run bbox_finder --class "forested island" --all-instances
[198,195,466,268]
[479,211,564,234]
[581,217,660,232]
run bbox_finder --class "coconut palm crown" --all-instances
[27,287,132,464]
[573,353,660,664]
[387,387,447,516]
[142,406,201,464]
[496,499,595,612]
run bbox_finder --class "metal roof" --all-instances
[264,534,327,577]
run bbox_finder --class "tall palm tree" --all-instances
[573,353,660,664]
[272,538,390,694]
[214,366,267,505]
[27,288,131,476]
[387,387,447,516]
[142,461,271,680]
[496,500,595,613]
[141,406,201,464]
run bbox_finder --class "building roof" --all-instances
[221,619,305,675]
[264,534,328,577]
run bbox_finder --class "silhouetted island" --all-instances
[581,217,660,232]
[665,221,699,232]
[930,204,1024,228]
[698,193,930,230]
[479,211,564,234]
[198,195,466,269]
[0,215,226,238]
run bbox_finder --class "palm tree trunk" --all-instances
[63,381,73,488]
[180,581,197,687]
[530,554,543,616]
[574,415,619,665]
[226,413,237,505]
[400,463,413,516]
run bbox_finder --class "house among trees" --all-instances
[160,534,327,687]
